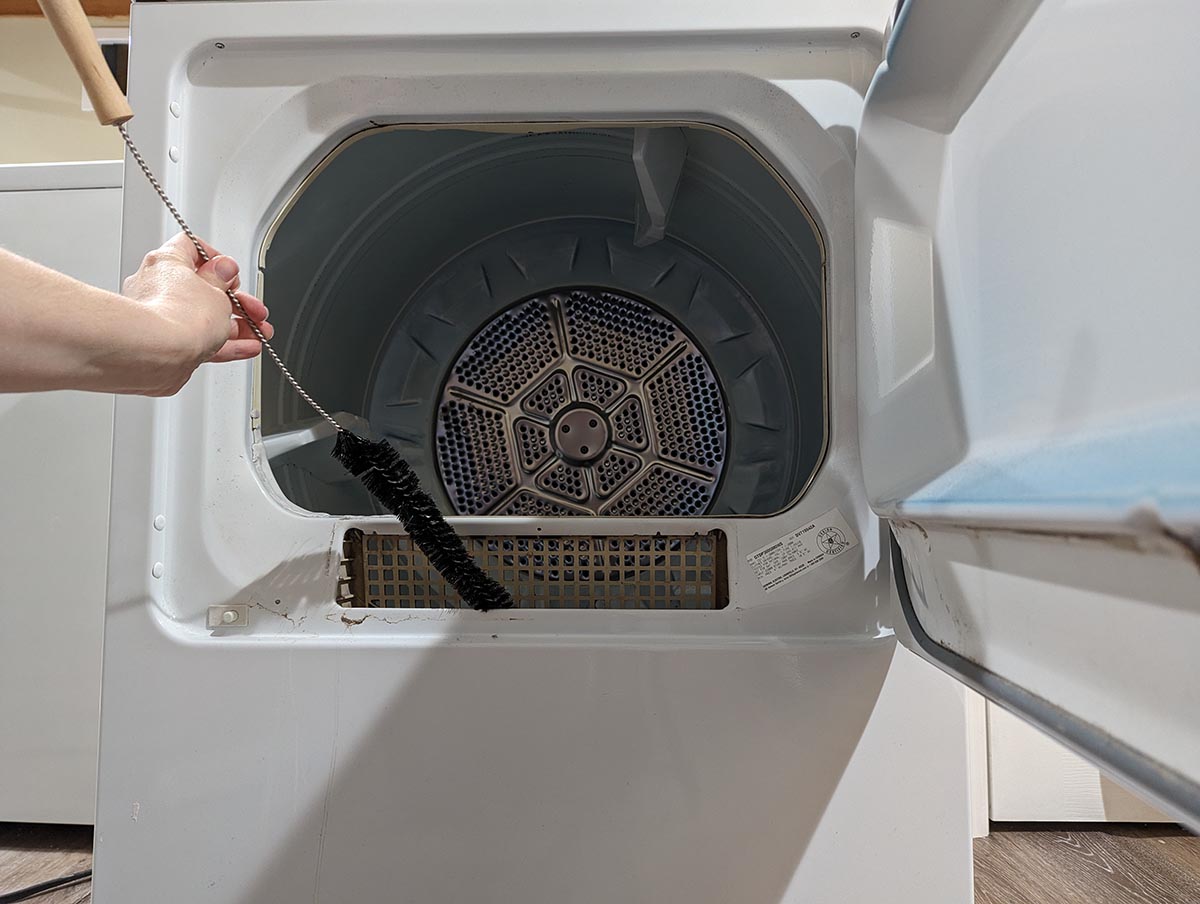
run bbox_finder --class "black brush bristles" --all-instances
[332,430,513,611]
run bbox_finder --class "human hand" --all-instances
[120,232,274,395]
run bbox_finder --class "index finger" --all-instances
[158,231,223,269]
[231,290,268,325]
[194,235,222,262]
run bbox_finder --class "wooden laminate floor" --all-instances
[975,824,1200,904]
[0,823,91,903]
[2,822,1198,902]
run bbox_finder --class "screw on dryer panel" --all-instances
[207,605,249,629]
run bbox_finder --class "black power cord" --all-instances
[0,868,91,903]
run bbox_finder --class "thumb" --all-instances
[196,255,241,292]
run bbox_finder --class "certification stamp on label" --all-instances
[746,508,859,593]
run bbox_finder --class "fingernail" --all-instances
[214,257,239,283]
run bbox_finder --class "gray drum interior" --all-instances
[259,125,825,517]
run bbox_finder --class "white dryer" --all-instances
[95,0,1200,901]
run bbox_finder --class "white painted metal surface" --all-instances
[93,1,976,901]
[965,690,990,837]
[0,160,121,824]
[858,0,1200,825]
[988,704,1169,823]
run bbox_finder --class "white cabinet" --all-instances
[0,161,121,824]
[988,703,1170,823]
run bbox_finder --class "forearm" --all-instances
[1,234,270,397]
[0,247,184,394]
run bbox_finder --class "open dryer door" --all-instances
[857,0,1200,827]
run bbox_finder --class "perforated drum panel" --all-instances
[451,299,560,402]
[435,400,516,513]
[340,529,728,609]
[435,289,728,516]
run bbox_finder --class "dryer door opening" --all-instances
[257,125,826,519]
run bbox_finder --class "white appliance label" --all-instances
[747,508,858,592]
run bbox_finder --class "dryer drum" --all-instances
[259,126,826,517]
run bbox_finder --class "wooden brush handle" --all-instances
[37,0,133,126]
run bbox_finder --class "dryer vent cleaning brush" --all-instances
[39,0,512,611]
